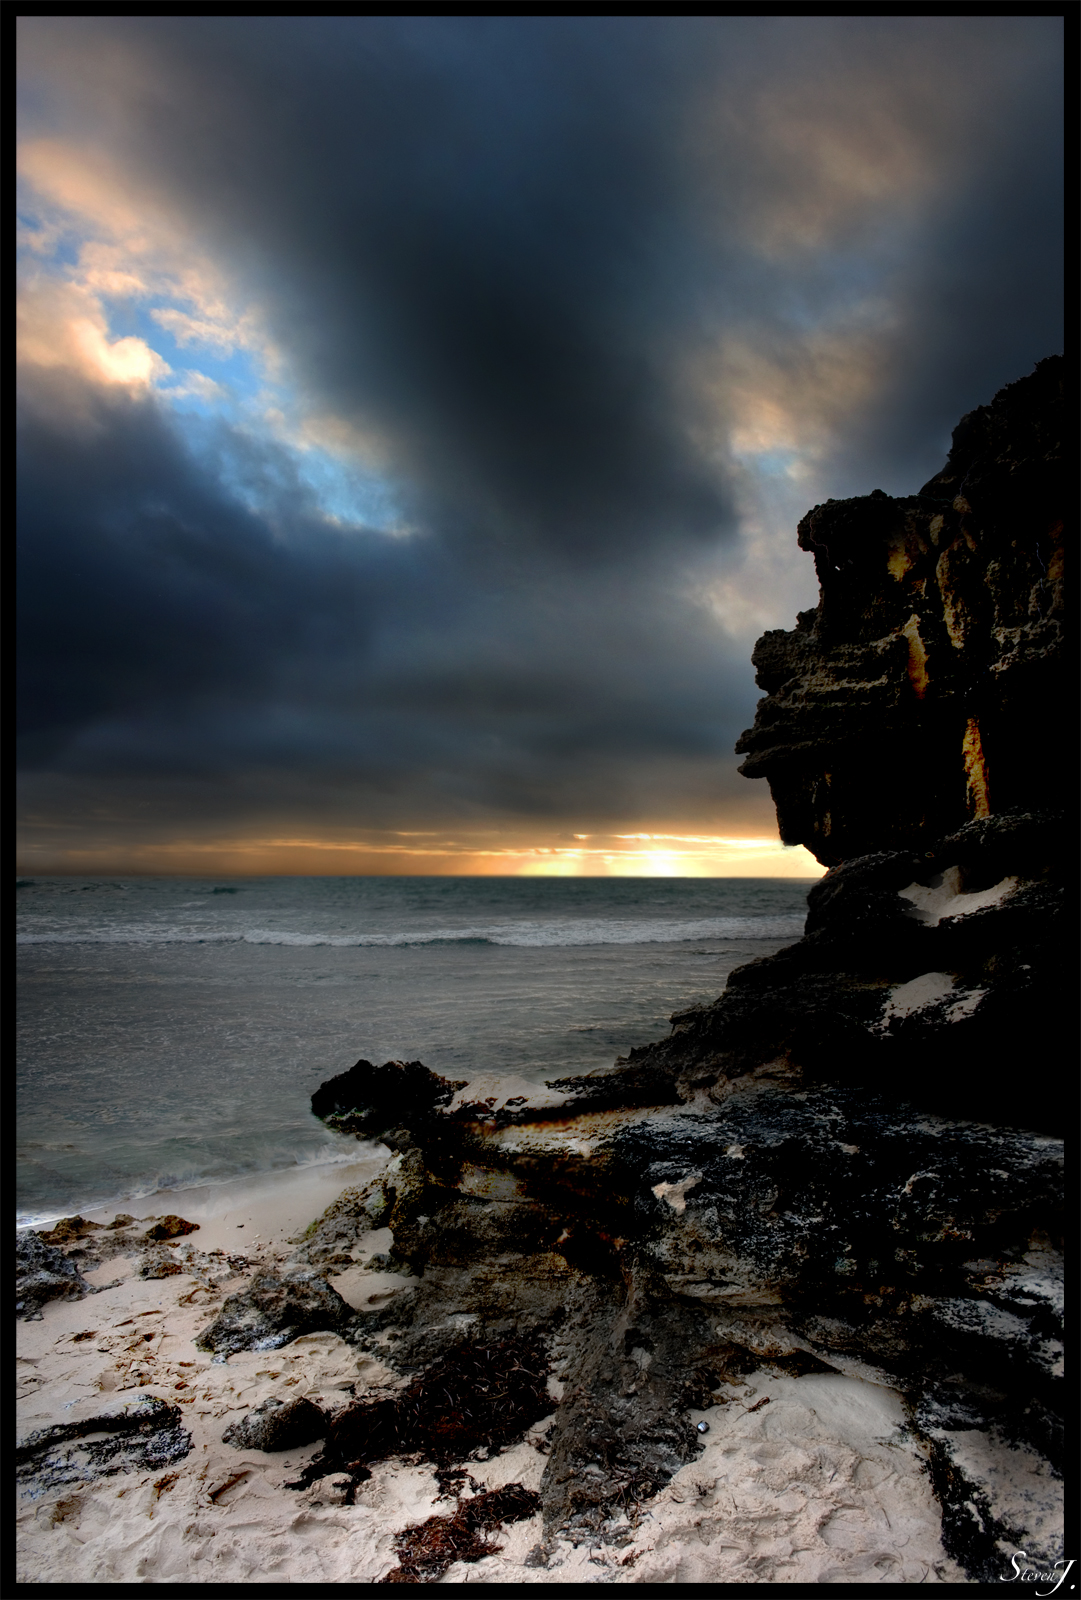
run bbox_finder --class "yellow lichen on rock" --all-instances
[901,614,930,697]
[962,718,990,817]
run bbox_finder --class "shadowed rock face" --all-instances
[736,355,1064,867]
[613,810,1066,1132]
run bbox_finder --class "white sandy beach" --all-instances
[17,1155,971,1585]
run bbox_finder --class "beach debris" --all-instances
[696,1421,710,1433]
[194,1269,353,1356]
[138,1251,186,1280]
[208,1470,250,1503]
[288,1336,550,1495]
[15,1396,192,1492]
[16,1231,91,1319]
[380,1483,540,1583]
[222,1395,327,1453]
[143,1216,200,1242]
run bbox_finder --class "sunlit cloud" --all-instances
[150,306,245,354]
[17,131,410,539]
[17,274,171,389]
[159,369,228,403]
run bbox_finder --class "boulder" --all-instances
[222,1395,326,1452]
[194,1269,354,1355]
[310,1058,467,1144]
[142,1215,200,1242]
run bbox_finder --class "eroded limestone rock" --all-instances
[735,356,1064,866]
[15,1396,192,1491]
[307,1056,1063,1573]
[16,1231,91,1320]
[222,1395,327,1453]
[194,1269,354,1356]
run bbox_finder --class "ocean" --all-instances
[16,875,814,1226]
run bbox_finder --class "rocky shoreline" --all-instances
[16,358,1066,1585]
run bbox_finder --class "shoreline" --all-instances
[15,1147,391,1242]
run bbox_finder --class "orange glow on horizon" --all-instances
[15,831,825,878]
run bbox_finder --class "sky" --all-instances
[16,16,1063,877]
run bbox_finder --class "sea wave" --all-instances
[17,914,805,949]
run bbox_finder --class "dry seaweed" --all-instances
[287,1336,549,1496]
[380,1483,540,1583]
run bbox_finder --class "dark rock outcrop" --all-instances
[16,1230,92,1319]
[606,809,1065,1131]
[194,1269,354,1356]
[734,355,1064,866]
[15,1396,192,1491]
[222,1395,327,1452]
[303,1060,1062,1567]
[310,1058,467,1144]
[142,1215,200,1242]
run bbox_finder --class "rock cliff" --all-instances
[735,354,1064,865]
[624,355,1067,1129]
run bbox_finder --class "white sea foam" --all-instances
[16,1136,367,1232]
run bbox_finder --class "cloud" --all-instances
[17,275,170,390]
[15,17,1062,866]
[16,371,757,823]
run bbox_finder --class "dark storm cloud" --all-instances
[17,369,750,826]
[16,16,1063,847]
[819,37,1064,494]
[30,16,739,561]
